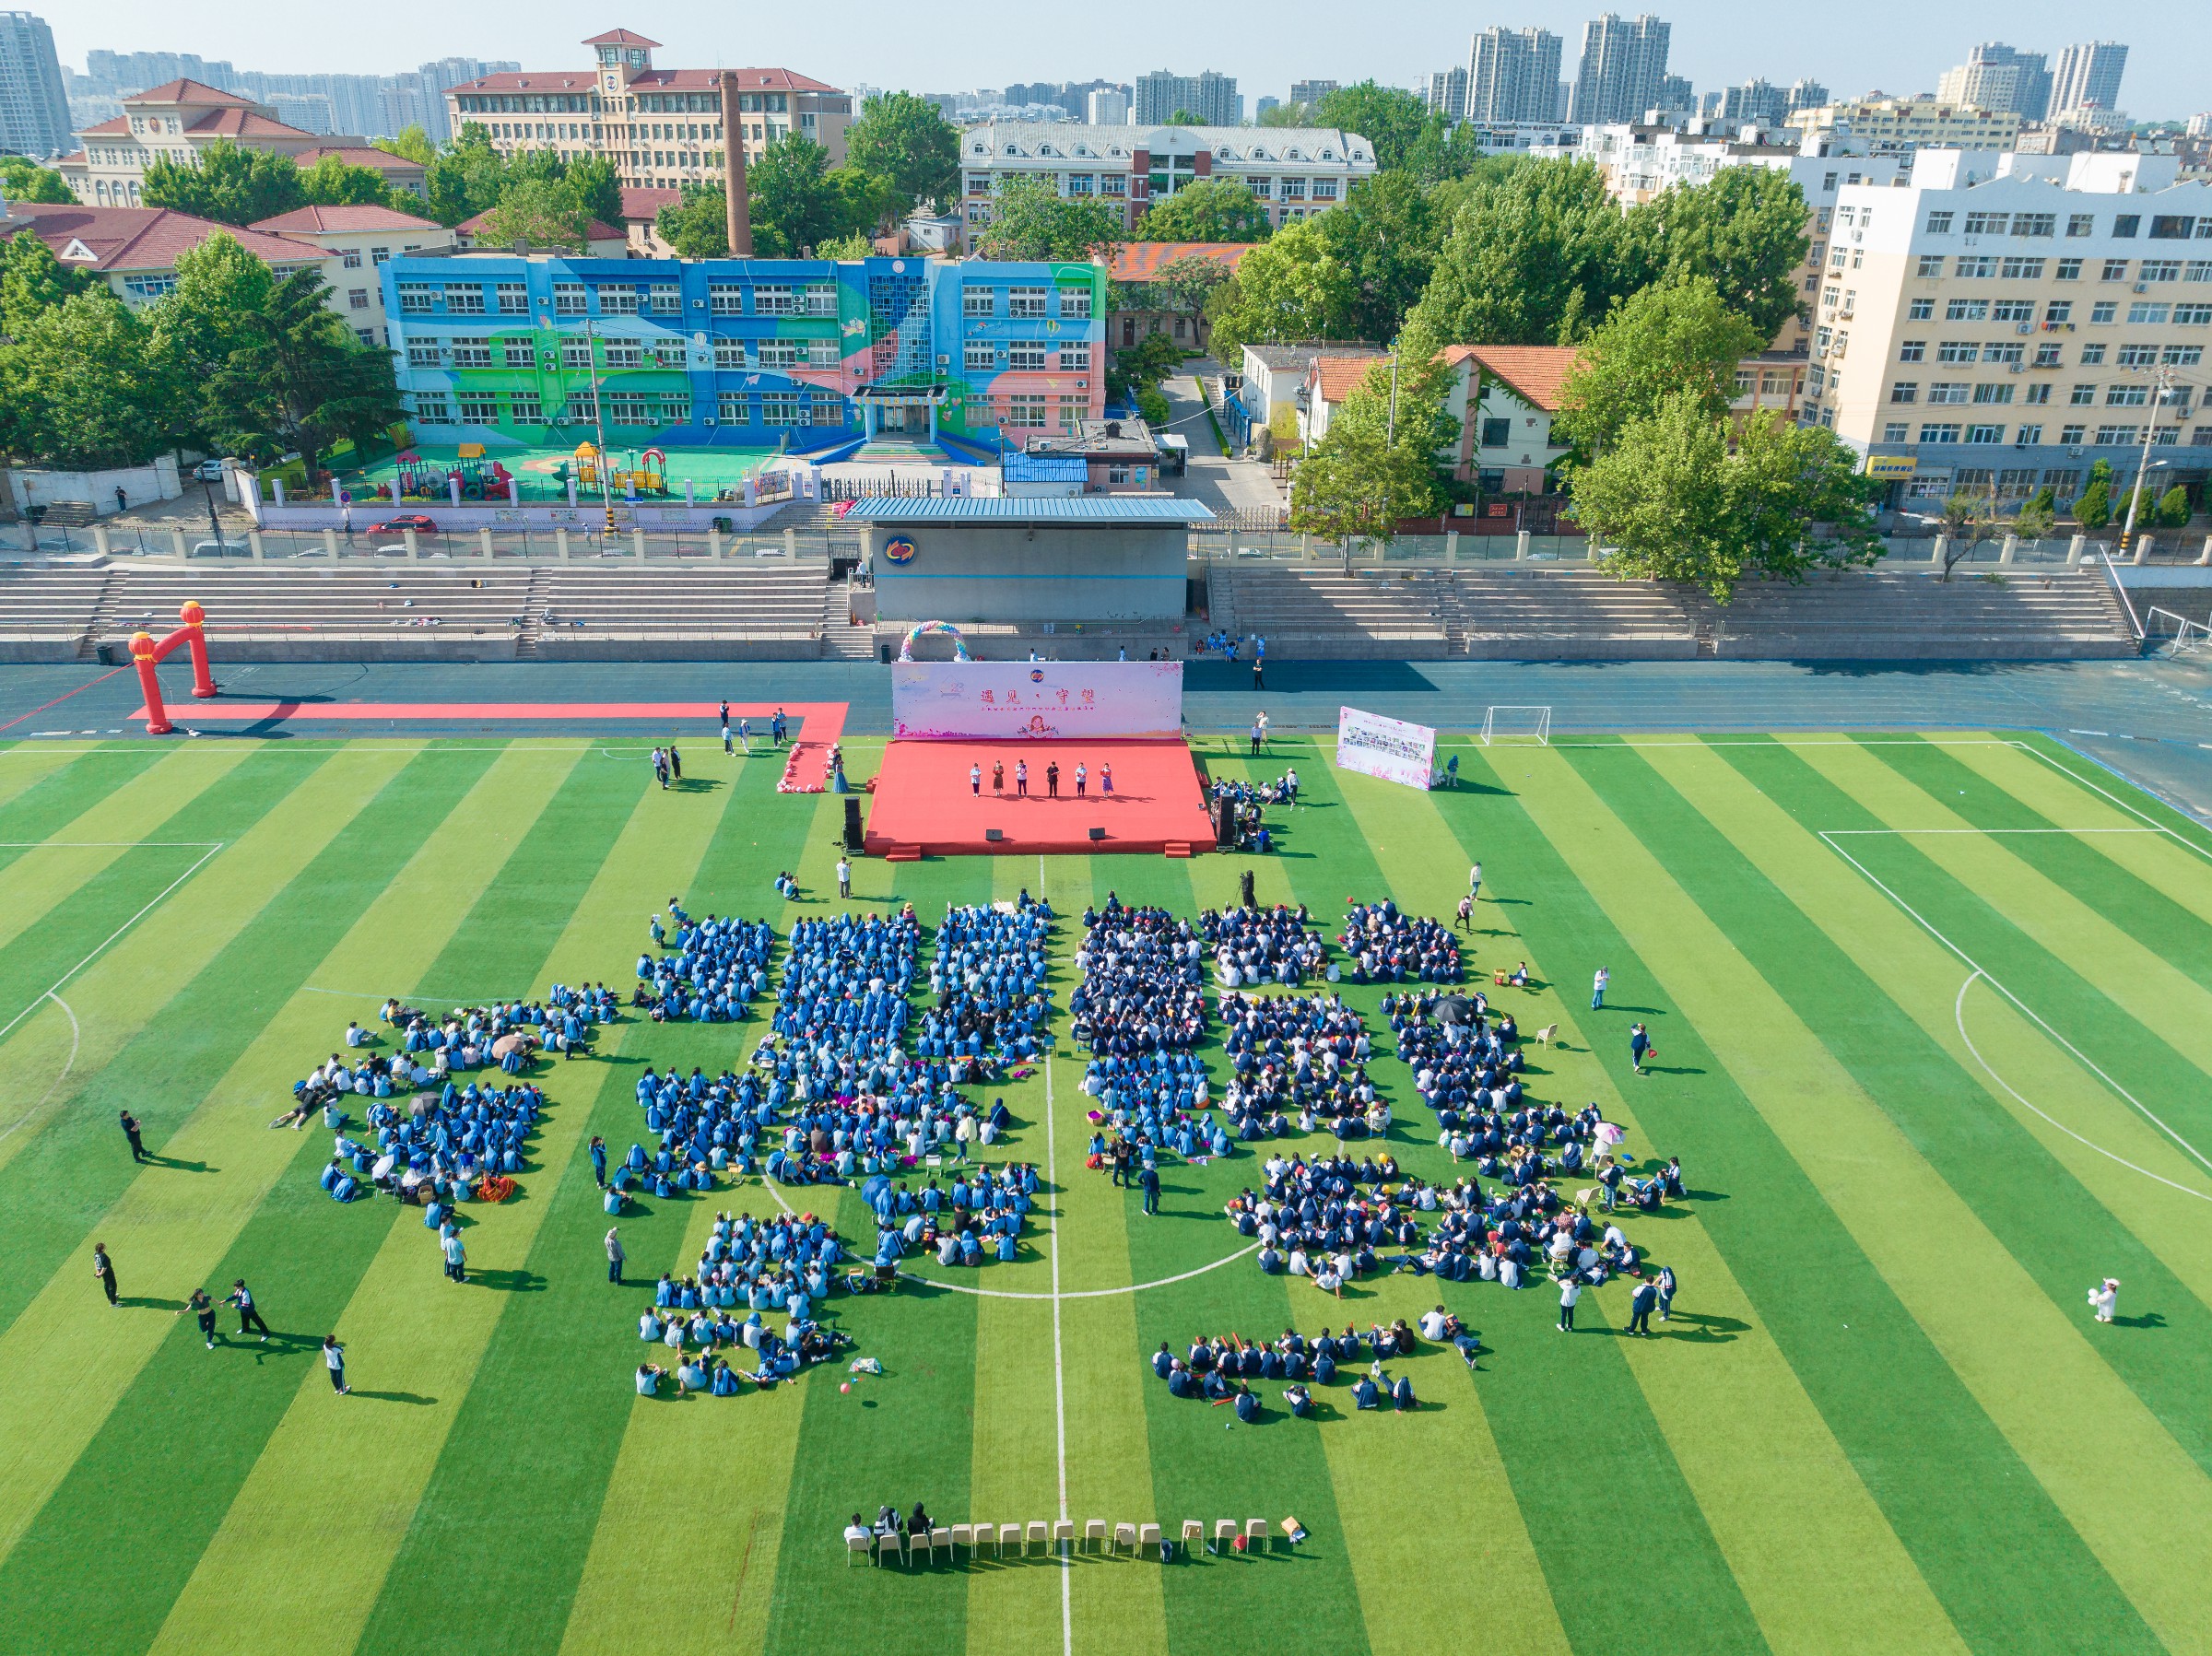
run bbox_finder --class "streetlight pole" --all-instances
[202,472,223,551]
[582,314,617,539]
[2119,365,2176,553]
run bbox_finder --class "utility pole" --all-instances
[2118,365,2176,553]
[582,314,616,536]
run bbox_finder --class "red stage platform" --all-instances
[863,739,1215,859]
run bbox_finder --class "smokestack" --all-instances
[719,69,753,257]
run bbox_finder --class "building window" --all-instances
[456,393,499,424]
[1937,341,1978,363]
[511,392,544,423]
[1924,211,1954,233]
[812,391,845,426]
[1883,422,1910,441]
[1889,383,1919,404]
[2100,260,2130,283]
[1927,383,1970,404]
[2013,214,2056,239]
[761,392,801,424]
[657,393,690,424]
[1983,343,2023,364]
[2015,425,2042,445]
[1008,343,1046,370]
[2127,304,2171,325]
[1965,425,2005,444]
[1998,261,2043,282]
[605,392,650,424]
[1945,300,1989,323]
[603,342,642,369]
[562,342,594,369]
[808,339,839,368]
[2025,382,2053,404]
[406,341,441,367]
[1059,287,1092,318]
[718,392,751,424]
[714,342,747,369]
[451,336,490,368]
[2060,425,2086,444]
[341,250,363,270]
[564,392,596,422]
[348,288,371,311]
[2112,216,2140,239]
[2191,262,2212,282]
[757,341,801,369]
[753,284,796,315]
[1972,383,2013,404]
[2106,382,2149,405]
[1005,393,1045,426]
[2139,260,2182,283]
[2094,425,2142,445]
[963,288,995,319]
[597,286,640,315]
[1918,423,1961,443]
[653,342,688,369]
[2090,302,2118,324]
[1954,257,1995,279]
[964,340,996,372]
[2046,300,2073,323]
[709,283,744,314]
[1908,299,1934,321]
[397,283,435,314]
[806,283,837,315]
[1059,344,1091,371]
[2178,304,2212,324]
[1964,212,2008,235]
[2070,382,2098,405]
[497,282,527,313]
[442,284,486,314]
[649,283,680,313]
[2168,346,2206,366]
[1007,287,1048,318]
[2066,214,2095,239]
[414,394,453,424]
[554,282,585,314]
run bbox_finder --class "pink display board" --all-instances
[891,661,1184,740]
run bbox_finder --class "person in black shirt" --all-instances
[229,1278,271,1340]
[182,1287,219,1348]
[120,1110,146,1162]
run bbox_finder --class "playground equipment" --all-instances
[391,447,514,501]
[571,441,668,498]
[898,619,971,662]
[132,601,217,734]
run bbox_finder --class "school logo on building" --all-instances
[883,535,919,565]
[1029,668,1045,682]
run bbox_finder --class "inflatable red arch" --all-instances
[133,602,218,734]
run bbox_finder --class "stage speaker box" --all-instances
[984,827,1004,842]
[842,797,864,851]
[1088,827,1106,841]
[1214,800,1236,846]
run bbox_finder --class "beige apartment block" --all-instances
[1806,149,2212,509]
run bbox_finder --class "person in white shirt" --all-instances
[1468,862,1482,901]
[2088,1277,2120,1322]
[1558,1276,1582,1332]
[1419,1305,1450,1341]
[835,857,852,898]
[1592,966,1609,1011]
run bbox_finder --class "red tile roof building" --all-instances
[0,202,329,305]
[57,79,328,209]
[444,29,851,194]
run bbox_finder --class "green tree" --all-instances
[1628,167,1811,341]
[141,139,309,226]
[1133,178,1272,242]
[0,156,75,204]
[844,90,960,216]
[298,154,395,209]
[1552,277,1764,456]
[1289,322,1459,556]
[377,125,436,166]
[1166,109,1203,125]
[747,138,890,256]
[2157,484,2193,528]
[1312,170,1452,342]
[1571,393,1878,598]
[424,126,510,227]
[1135,384,1171,425]
[563,154,623,229]
[148,232,276,448]
[1119,253,1239,340]
[656,183,733,259]
[199,266,401,473]
[974,174,1123,261]
[2074,459,2113,529]
[0,289,174,468]
[813,229,878,260]
[1107,332,1184,403]
[1257,101,1309,128]
[0,229,94,339]
[1312,82,1431,174]
[1411,158,1649,346]
[2015,484,2058,540]
[477,177,595,250]
[1202,218,1359,363]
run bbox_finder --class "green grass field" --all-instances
[1,726,2209,1656]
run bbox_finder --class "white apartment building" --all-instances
[959,123,1377,233]
[248,204,456,346]
[1786,97,2022,157]
[1808,150,2212,509]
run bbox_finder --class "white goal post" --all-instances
[1480,706,1552,746]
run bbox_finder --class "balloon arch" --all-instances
[897,620,971,662]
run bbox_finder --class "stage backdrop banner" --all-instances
[1335,705,1435,791]
[891,661,1184,740]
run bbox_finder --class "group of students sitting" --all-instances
[1217,990,1387,1140]
[319,1075,544,1204]
[1226,1153,1431,1288]
[1336,901,1463,984]
[869,1162,1041,1269]
[1208,770,1300,808]
[634,900,775,1023]
[1071,899,1208,1054]
[1387,991,1529,1124]
[634,1300,853,1396]
[1150,1315,1476,1417]
[917,898,1053,1075]
[382,994,589,1074]
[771,909,921,1061]
[1204,902,1328,988]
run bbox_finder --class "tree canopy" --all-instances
[142,140,310,227]
[973,175,1123,261]
[0,289,172,469]
[0,156,75,205]
[1289,321,1459,547]
[1132,178,1272,242]
[1628,167,1810,341]
[1311,83,1430,174]
[844,90,960,217]
[1551,277,1765,457]
[296,154,396,209]
[656,185,733,260]
[747,137,889,256]
[0,229,94,339]
[1410,159,1641,346]
[477,177,598,251]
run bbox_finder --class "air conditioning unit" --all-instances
[2068,445,2084,456]
[702,416,717,427]
[2008,363,2024,373]
[2134,282,2149,293]
[2017,323,2033,335]
[554,415,571,426]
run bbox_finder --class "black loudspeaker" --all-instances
[984,827,1004,842]
[1088,826,1106,841]
[1214,800,1236,846]
[842,797,864,851]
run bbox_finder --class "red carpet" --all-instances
[863,739,1214,858]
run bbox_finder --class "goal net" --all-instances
[1480,705,1552,746]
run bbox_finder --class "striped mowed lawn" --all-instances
[0,729,2207,1656]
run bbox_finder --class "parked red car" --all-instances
[366,513,438,536]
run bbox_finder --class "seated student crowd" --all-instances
[384,994,594,1076]
[919,897,1053,1075]
[1218,990,1384,1140]
[1203,901,1327,988]
[1337,901,1463,984]
[1209,770,1300,809]
[1227,1151,1429,1283]
[634,907,775,1023]
[322,1074,544,1204]
[634,1263,853,1396]
[772,909,920,1061]
[1387,990,1529,1124]
[1071,897,1208,1055]
[869,1162,1041,1269]
[1150,1319,1458,1415]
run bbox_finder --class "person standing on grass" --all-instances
[1590,965,1607,1011]
[1455,894,1474,933]
[723,720,734,757]
[651,747,669,790]
[229,1278,271,1341]
[590,1135,607,1188]
[93,1242,118,1307]
[738,717,752,753]
[182,1287,219,1348]
[1655,1264,1677,1323]
[773,708,788,746]
[2088,1277,2120,1323]
[1138,1161,1160,1216]
[324,1334,350,1394]
[1557,1275,1581,1333]
[1627,1278,1657,1336]
[836,856,852,899]
[441,1228,466,1284]
[1630,1023,1651,1075]
[606,1227,626,1285]
[1250,718,1263,756]
[668,743,682,782]
[119,1110,147,1163]
[1468,862,1482,903]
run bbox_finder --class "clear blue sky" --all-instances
[53,0,2209,120]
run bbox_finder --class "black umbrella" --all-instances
[1436,994,1475,1026]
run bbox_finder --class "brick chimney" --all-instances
[719,69,753,256]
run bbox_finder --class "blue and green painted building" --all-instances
[382,253,1107,459]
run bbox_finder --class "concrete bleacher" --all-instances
[0,567,109,661]
[1450,569,1699,659]
[1204,566,1452,656]
[88,566,533,662]
[532,566,825,659]
[1681,567,2135,660]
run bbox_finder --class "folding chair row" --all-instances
[853,1516,1278,1566]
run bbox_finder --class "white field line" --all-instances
[0,993,80,1149]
